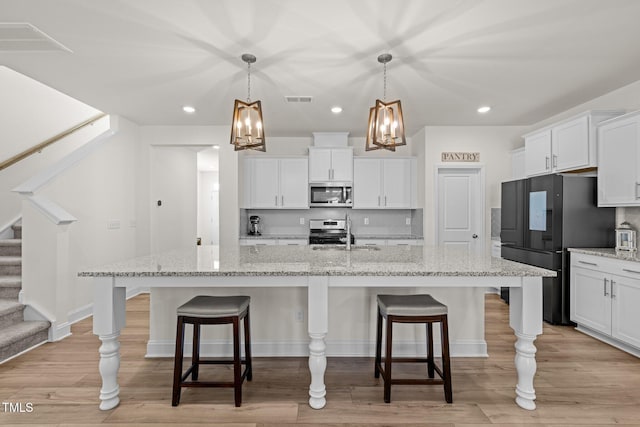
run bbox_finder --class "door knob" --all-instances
[472,234,478,239]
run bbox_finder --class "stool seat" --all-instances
[177,295,250,318]
[377,294,447,317]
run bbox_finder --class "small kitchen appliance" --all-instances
[248,215,261,236]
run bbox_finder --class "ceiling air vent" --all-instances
[285,96,313,103]
[0,23,72,52]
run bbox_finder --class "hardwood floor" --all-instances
[1,293,640,426]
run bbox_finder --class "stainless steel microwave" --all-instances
[309,183,353,207]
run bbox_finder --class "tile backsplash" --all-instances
[618,207,640,231]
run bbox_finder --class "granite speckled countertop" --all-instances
[79,245,555,278]
[569,247,640,263]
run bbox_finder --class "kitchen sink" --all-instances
[311,245,380,251]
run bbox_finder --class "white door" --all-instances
[308,148,332,182]
[571,267,611,335]
[524,130,552,176]
[353,158,382,208]
[280,158,309,208]
[552,115,589,171]
[611,274,640,348]
[383,158,411,208]
[330,148,353,182]
[250,158,279,208]
[436,167,483,252]
[151,146,198,253]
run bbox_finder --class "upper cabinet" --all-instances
[524,110,624,177]
[308,147,353,182]
[353,158,416,209]
[243,157,309,209]
[597,111,640,207]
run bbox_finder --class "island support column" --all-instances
[509,276,543,410]
[92,277,126,410]
[307,276,329,409]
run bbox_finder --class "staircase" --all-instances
[0,223,50,363]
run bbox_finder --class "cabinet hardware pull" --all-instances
[275,195,278,206]
[545,156,550,169]
[611,280,616,298]
[384,196,387,206]
[578,260,598,266]
[378,195,381,206]
[636,183,640,199]
[281,195,284,206]
[604,278,609,296]
[553,155,558,168]
[623,268,640,274]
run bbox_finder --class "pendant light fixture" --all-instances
[365,53,406,151]
[230,53,266,151]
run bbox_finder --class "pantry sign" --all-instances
[441,152,480,162]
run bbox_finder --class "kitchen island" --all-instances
[79,244,555,412]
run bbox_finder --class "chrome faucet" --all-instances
[345,213,352,251]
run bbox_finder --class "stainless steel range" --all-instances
[309,219,355,245]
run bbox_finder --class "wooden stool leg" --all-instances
[384,316,393,403]
[192,322,200,380]
[441,316,453,403]
[233,316,242,407]
[426,322,435,378]
[375,307,383,378]
[172,316,185,406]
[244,309,252,381]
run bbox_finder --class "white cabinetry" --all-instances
[244,157,308,209]
[571,252,640,354]
[308,148,353,182]
[356,238,423,246]
[597,111,640,207]
[240,238,307,246]
[524,110,624,177]
[353,158,414,209]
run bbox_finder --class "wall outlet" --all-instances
[107,220,121,230]
[364,217,369,225]
[299,217,305,225]
[294,310,304,322]
[406,217,411,225]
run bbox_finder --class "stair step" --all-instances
[0,256,21,275]
[0,276,21,300]
[0,320,49,362]
[0,299,25,329]
[0,239,22,256]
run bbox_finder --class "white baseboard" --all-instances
[146,338,487,358]
[575,325,640,358]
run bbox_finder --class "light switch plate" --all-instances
[107,220,121,230]
[406,218,411,225]
[299,217,305,225]
[364,217,369,225]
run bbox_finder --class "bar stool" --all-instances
[172,295,252,407]
[375,294,452,403]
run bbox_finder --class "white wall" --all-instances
[415,126,528,245]
[0,66,104,230]
[198,171,219,245]
[22,117,140,334]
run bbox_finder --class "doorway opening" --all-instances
[197,147,220,246]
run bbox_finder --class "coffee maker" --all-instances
[248,215,261,235]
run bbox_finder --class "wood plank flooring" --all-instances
[1,293,640,426]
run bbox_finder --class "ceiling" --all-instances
[3,0,640,138]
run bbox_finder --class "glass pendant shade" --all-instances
[365,99,406,151]
[230,99,265,151]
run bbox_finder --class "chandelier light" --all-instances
[230,53,266,151]
[366,53,406,152]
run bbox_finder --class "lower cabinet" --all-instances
[356,238,423,246]
[240,238,307,246]
[571,253,640,352]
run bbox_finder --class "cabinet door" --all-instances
[330,148,353,182]
[524,130,552,176]
[353,159,382,208]
[279,158,309,208]
[382,158,411,208]
[571,266,611,335]
[277,239,308,246]
[250,158,279,208]
[308,148,332,182]
[611,273,640,348]
[597,115,640,206]
[552,115,589,171]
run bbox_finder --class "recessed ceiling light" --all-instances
[331,106,343,114]
[477,106,491,114]
[183,105,196,114]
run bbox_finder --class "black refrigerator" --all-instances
[501,174,615,325]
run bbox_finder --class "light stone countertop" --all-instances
[79,245,556,278]
[569,247,640,263]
